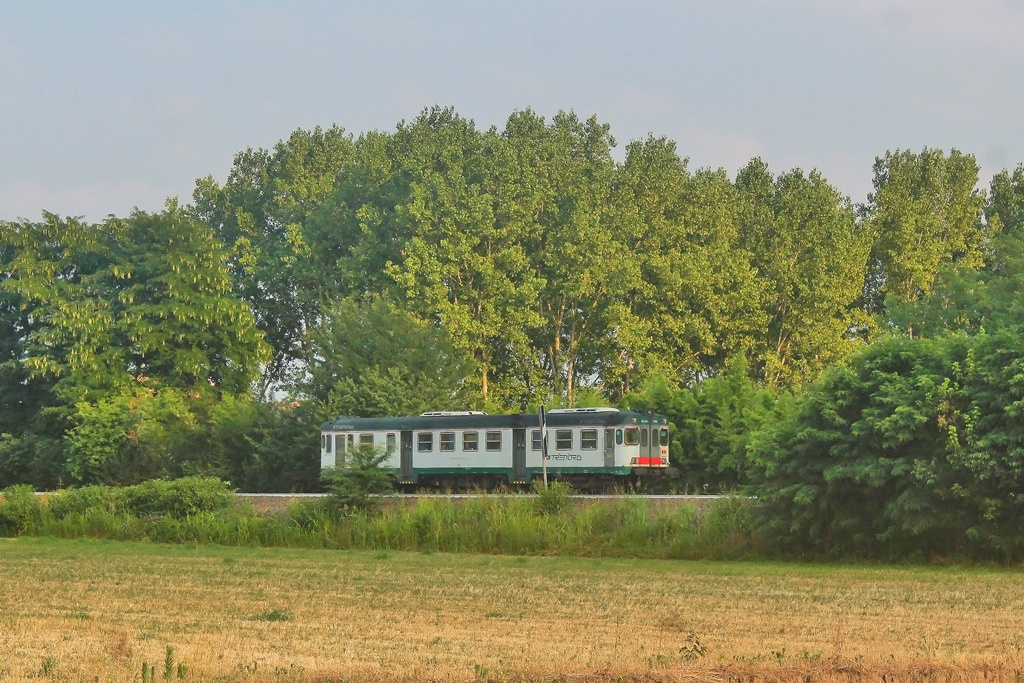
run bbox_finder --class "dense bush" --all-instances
[46,477,233,521]
[0,485,44,536]
[622,355,786,492]
[749,331,1024,561]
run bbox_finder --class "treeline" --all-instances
[2,106,1024,559]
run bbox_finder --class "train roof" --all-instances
[321,408,668,432]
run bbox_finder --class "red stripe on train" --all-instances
[637,458,663,466]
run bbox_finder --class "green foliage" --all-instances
[622,356,784,492]
[987,163,1024,238]
[864,148,990,318]
[192,125,356,397]
[0,485,43,536]
[735,159,872,387]
[0,204,267,403]
[304,297,477,416]
[66,387,201,485]
[749,331,1024,560]
[532,480,574,516]
[46,477,233,520]
[117,477,234,519]
[232,400,324,493]
[319,446,394,513]
[609,139,765,395]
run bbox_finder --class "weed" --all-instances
[680,632,706,660]
[251,608,293,622]
[164,645,175,679]
[39,657,56,676]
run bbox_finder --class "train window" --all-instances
[581,429,598,450]
[439,432,456,451]
[660,428,669,447]
[624,428,640,445]
[486,431,502,451]
[463,431,479,451]
[360,433,374,447]
[347,434,355,450]
[531,430,542,450]
[555,429,573,450]
[616,429,623,445]
[386,433,396,453]
[605,429,614,450]
[336,434,344,454]
[417,432,433,452]
[325,434,331,453]
[640,429,649,448]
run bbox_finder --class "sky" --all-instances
[2,0,1023,222]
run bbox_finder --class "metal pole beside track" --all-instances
[539,405,548,489]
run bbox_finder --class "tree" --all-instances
[0,205,267,487]
[505,110,625,406]
[192,126,356,396]
[988,164,1024,238]
[621,355,783,492]
[302,297,477,417]
[735,159,872,387]
[369,107,545,409]
[863,148,990,320]
[0,204,266,402]
[610,137,766,394]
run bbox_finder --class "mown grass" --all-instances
[2,537,1024,682]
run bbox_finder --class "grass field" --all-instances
[1,538,1023,682]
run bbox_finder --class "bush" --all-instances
[533,480,574,516]
[118,477,234,519]
[621,356,784,492]
[748,331,1024,561]
[0,485,44,536]
[319,446,394,513]
[47,485,120,519]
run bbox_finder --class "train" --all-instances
[319,407,670,490]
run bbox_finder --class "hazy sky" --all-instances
[2,1,1023,221]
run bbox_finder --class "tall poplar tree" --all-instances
[736,159,871,387]
[192,126,355,396]
[863,148,989,321]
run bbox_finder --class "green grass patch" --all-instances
[3,480,760,560]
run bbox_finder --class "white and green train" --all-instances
[320,408,670,489]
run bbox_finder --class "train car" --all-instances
[319,408,669,489]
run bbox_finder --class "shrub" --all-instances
[0,485,45,536]
[47,485,120,519]
[319,446,393,513]
[118,477,234,519]
[532,480,574,516]
[748,331,1024,561]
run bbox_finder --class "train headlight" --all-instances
[630,457,638,465]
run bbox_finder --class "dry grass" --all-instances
[1,538,1023,682]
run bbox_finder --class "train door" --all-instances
[641,424,654,466]
[603,428,615,468]
[400,431,414,482]
[513,428,527,484]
